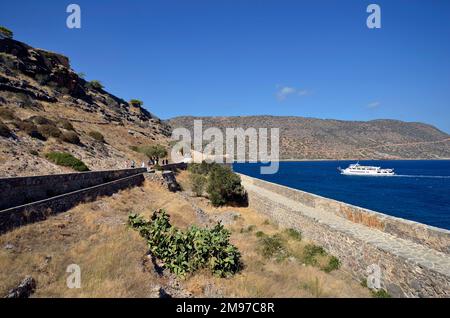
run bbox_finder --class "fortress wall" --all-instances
[0,173,145,234]
[239,174,450,298]
[241,175,449,254]
[0,168,147,210]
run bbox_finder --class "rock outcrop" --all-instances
[0,38,171,176]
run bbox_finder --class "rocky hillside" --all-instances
[0,38,171,177]
[168,116,450,160]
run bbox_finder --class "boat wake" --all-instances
[394,174,450,179]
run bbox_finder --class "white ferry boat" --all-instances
[338,162,395,176]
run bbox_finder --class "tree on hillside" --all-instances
[129,99,144,107]
[0,26,13,39]
[138,144,167,162]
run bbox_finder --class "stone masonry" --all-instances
[239,174,450,298]
[0,168,147,210]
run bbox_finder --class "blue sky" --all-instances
[1,0,450,132]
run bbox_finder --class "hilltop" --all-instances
[0,38,171,176]
[168,115,450,160]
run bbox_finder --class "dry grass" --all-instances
[0,175,371,298]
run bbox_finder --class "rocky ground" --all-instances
[0,37,171,177]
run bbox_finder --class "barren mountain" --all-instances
[168,116,450,160]
[0,38,171,177]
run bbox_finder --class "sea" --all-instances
[233,160,450,230]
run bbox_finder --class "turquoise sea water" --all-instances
[233,160,450,230]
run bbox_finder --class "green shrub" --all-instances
[0,120,11,137]
[303,244,327,266]
[255,231,266,238]
[14,120,45,140]
[206,165,248,207]
[259,234,285,259]
[86,80,104,90]
[190,173,207,196]
[128,210,241,277]
[284,228,302,241]
[0,108,17,121]
[372,289,391,298]
[58,119,75,131]
[188,161,220,175]
[134,144,167,159]
[322,256,341,273]
[45,152,89,171]
[88,130,105,143]
[38,124,62,138]
[0,26,13,39]
[60,131,80,144]
[129,99,143,107]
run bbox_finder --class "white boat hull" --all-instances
[340,170,395,176]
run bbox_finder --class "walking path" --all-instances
[242,180,450,278]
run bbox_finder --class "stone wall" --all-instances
[239,174,450,298]
[243,175,449,254]
[0,168,147,210]
[0,173,145,234]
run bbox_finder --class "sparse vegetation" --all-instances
[129,99,143,107]
[60,131,80,144]
[284,228,302,241]
[57,119,75,131]
[360,279,391,298]
[45,152,89,171]
[86,80,104,90]
[128,210,241,277]
[29,116,55,126]
[240,225,256,233]
[255,230,266,238]
[371,289,391,298]
[88,130,105,143]
[132,144,167,160]
[300,277,324,297]
[0,120,11,137]
[37,124,62,139]
[302,244,327,266]
[13,120,45,140]
[0,26,13,39]
[323,256,341,273]
[259,234,285,259]
[190,173,207,196]
[188,161,219,175]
